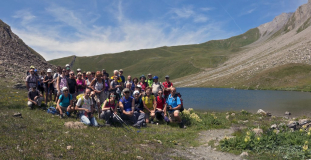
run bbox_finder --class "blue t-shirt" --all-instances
[120,96,133,111]
[120,75,125,83]
[59,94,72,108]
[166,94,181,112]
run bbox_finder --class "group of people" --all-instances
[25,64,185,128]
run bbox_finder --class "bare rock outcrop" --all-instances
[0,19,55,84]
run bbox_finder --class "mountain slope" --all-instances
[49,28,259,80]
[0,19,55,84]
[174,0,311,90]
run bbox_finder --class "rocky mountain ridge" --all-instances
[0,20,55,85]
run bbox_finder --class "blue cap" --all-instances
[34,69,37,72]
[140,75,146,79]
[153,76,158,79]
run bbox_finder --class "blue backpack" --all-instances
[47,106,57,115]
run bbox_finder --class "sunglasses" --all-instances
[124,91,130,94]
[158,93,162,94]
[135,94,139,96]
[63,90,68,92]
[62,70,66,72]
[110,95,116,97]
[70,74,75,75]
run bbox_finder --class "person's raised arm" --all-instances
[90,79,96,91]
[57,77,60,92]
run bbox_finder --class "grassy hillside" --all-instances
[49,28,260,80]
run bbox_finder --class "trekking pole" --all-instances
[110,108,133,132]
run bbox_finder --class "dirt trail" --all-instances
[172,128,241,160]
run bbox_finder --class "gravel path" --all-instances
[171,128,242,160]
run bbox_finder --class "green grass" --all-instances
[0,85,232,159]
[235,63,311,91]
[49,28,260,80]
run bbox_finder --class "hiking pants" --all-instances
[100,110,117,124]
[81,115,98,126]
[134,111,145,126]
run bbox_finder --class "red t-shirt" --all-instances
[162,82,173,96]
[156,96,166,110]
[139,82,148,91]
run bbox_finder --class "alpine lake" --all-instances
[177,87,311,117]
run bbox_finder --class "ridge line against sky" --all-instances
[0,0,307,60]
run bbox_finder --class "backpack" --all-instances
[173,92,184,112]
[47,107,57,115]
[76,93,85,106]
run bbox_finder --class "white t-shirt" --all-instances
[76,97,93,111]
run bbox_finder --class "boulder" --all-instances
[64,121,87,129]
[252,128,263,136]
[257,109,266,115]
[299,119,310,125]
[287,121,298,129]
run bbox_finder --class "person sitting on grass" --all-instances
[166,87,185,128]
[151,90,167,122]
[27,86,43,109]
[56,87,74,118]
[100,92,118,126]
[142,87,156,124]
[119,88,145,128]
[75,88,98,127]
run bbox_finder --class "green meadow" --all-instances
[49,28,260,80]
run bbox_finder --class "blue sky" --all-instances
[0,0,308,60]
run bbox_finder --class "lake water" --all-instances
[177,88,311,116]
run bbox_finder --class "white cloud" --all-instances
[12,9,36,25]
[200,7,213,12]
[171,6,195,18]
[11,3,233,61]
[170,6,209,23]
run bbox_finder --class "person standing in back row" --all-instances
[67,71,78,99]
[146,73,153,87]
[151,76,164,95]
[119,69,125,83]
[163,75,173,99]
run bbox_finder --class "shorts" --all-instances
[95,91,108,104]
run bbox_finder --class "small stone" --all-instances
[157,140,162,144]
[271,124,277,129]
[140,144,148,147]
[136,156,144,160]
[226,115,229,120]
[121,151,129,154]
[67,146,72,150]
[231,113,235,116]
[13,112,22,117]
[213,148,217,151]
[240,152,248,157]
[285,111,291,115]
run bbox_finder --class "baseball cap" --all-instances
[153,76,158,79]
[133,90,140,95]
[77,68,81,71]
[47,68,52,73]
[140,75,146,79]
[123,88,130,92]
[119,69,123,72]
[65,64,70,67]
[136,84,142,88]
[30,65,35,69]
[148,73,152,76]
[61,87,68,91]
[165,75,170,78]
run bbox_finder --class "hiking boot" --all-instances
[179,122,186,129]
[142,122,147,127]
[60,114,64,119]
[150,121,155,124]
[105,123,111,127]
[133,123,141,128]
[66,112,71,117]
